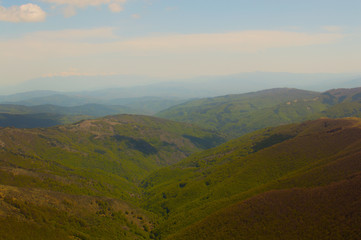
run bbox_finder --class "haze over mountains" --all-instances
[3,84,361,137]
[0,85,360,239]
[0,72,359,131]
[2,0,361,238]
[2,72,361,97]
[158,87,361,138]
[1,48,361,240]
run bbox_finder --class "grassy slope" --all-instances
[157,87,361,139]
[0,114,225,184]
[156,88,320,138]
[168,174,361,240]
[141,118,361,238]
[0,114,225,239]
[1,100,361,239]
[0,185,154,240]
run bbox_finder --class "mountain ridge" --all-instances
[140,118,361,238]
[0,91,361,239]
[157,87,361,138]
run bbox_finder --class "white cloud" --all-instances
[40,0,127,15]
[131,13,140,19]
[0,3,46,22]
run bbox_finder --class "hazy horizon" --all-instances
[0,71,360,97]
[1,2,361,238]
[1,0,361,90]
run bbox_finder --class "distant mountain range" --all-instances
[2,72,360,97]
[0,95,188,128]
[0,72,360,129]
[0,104,135,128]
[158,87,361,138]
[3,86,361,131]
[1,84,361,239]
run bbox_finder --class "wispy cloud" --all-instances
[1,28,353,83]
[108,2,123,12]
[63,5,77,18]
[25,27,116,41]
[40,0,127,16]
[116,31,343,54]
[0,3,46,22]
[40,0,127,8]
[1,29,343,58]
[323,25,343,32]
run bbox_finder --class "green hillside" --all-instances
[0,185,154,240]
[157,87,361,138]
[0,114,224,185]
[0,114,225,239]
[141,118,361,239]
[0,111,360,239]
[169,174,361,240]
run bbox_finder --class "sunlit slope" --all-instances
[0,114,225,192]
[141,118,361,238]
[0,114,225,239]
[0,185,154,240]
[157,87,361,138]
[157,88,320,137]
[169,174,361,240]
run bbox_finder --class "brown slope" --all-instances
[324,87,361,99]
[168,173,361,240]
[144,118,361,236]
[141,118,361,238]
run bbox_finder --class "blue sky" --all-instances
[1,0,361,85]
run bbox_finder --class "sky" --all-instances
[1,0,361,86]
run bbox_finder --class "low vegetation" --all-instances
[1,88,361,239]
[0,114,225,239]
[141,118,361,239]
[157,87,361,138]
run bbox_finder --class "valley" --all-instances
[2,1,361,238]
[0,87,360,239]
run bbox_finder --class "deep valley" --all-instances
[0,87,360,239]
